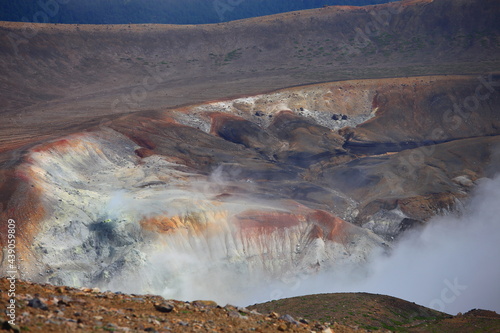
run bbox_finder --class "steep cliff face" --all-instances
[1,74,499,303]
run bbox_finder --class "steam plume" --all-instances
[251,175,500,314]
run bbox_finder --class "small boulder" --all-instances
[453,175,473,187]
[192,300,218,308]
[280,314,300,325]
[28,297,48,310]
[268,311,280,319]
[277,323,288,331]
[1,320,21,333]
[154,302,175,313]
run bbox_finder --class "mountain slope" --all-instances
[0,0,498,163]
[0,0,398,24]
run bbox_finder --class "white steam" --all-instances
[356,175,500,314]
[100,174,500,315]
[245,175,500,314]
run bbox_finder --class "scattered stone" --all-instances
[237,307,251,314]
[154,302,175,313]
[55,286,66,293]
[314,323,328,330]
[192,300,218,308]
[1,320,21,333]
[332,113,348,121]
[453,175,473,187]
[277,323,288,331]
[106,323,119,329]
[58,295,72,306]
[227,310,241,318]
[268,312,280,319]
[28,297,48,310]
[279,314,300,325]
[64,321,77,329]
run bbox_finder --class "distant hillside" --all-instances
[1,0,397,24]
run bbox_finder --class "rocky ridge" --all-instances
[1,278,370,333]
[2,278,499,332]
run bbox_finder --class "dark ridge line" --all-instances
[343,134,500,156]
